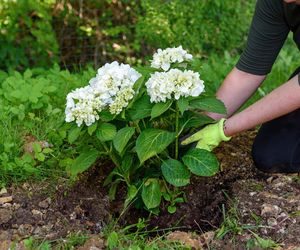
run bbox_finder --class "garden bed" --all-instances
[1,130,299,249]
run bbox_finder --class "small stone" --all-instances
[76,235,107,250]
[166,231,202,249]
[0,188,7,195]
[267,217,278,227]
[17,224,33,237]
[261,204,281,217]
[0,208,12,224]
[70,211,76,220]
[42,224,53,233]
[0,229,11,241]
[0,241,11,250]
[13,203,21,210]
[249,192,257,197]
[2,203,12,208]
[32,209,43,218]
[0,196,13,204]
[33,226,42,235]
[38,197,51,209]
[267,176,274,184]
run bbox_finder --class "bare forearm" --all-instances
[208,67,265,120]
[224,76,300,136]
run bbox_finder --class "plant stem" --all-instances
[100,141,120,167]
[134,121,141,134]
[175,102,179,160]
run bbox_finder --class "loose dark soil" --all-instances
[1,130,299,249]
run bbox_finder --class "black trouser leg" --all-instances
[251,68,300,173]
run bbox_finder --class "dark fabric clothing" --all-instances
[236,0,300,78]
[252,68,300,173]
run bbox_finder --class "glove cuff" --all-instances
[218,118,231,141]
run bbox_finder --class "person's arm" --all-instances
[207,67,266,120]
[224,75,300,136]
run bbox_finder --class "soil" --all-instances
[0,130,299,249]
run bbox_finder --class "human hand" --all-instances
[181,118,231,151]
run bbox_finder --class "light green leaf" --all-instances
[96,123,117,142]
[35,152,45,162]
[142,178,161,209]
[182,148,219,176]
[87,122,97,135]
[68,126,82,144]
[107,231,119,249]
[42,148,53,154]
[168,206,177,214]
[177,97,189,114]
[69,149,99,177]
[128,95,153,120]
[32,142,42,153]
[124,185,138,208]
[189,97,227,114]
[113,127,135,154]
[161,159,190,187]
[136,129,175,164]
[151,100,172,119]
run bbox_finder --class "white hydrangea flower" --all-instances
[109,87,135,114]
[89,61,141,114]
[65,86,104,127]
[146,69,204,103]
[65,61,141,126]
[151,46,193,71]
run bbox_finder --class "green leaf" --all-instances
[96,123,117,142]
[99,110,115,122]
[252,232,278,249]
[32,142,42,153]
[189,97,227,114]
[136,129,175,164]
[142,178,161,209]
[87,122,97,135]
[113,127,135,154]
[177,97,189,114]
[167,206,177,214]
[42,148,53,154]
[124,185,138,208]
[161,159,190,187]
[68,126,82,144]
[181,112,214,129]
[69,149,99,177]
[182,148,219,176]
[107,231,119,249]
[151,100,172,119]
[35,152,45,162]
[128,95,153,120]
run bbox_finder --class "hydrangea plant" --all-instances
[65,46,226,214]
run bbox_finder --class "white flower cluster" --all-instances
[146,69,204,103]
[151,46,193,71]
[65,61,141,126]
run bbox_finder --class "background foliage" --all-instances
[0,0,255,70]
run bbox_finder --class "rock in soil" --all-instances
[76,235,105,250]
[0,208,13,224]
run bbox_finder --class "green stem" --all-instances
[100,141,120,167]
[134,121,142,134]
[175,102,179,160]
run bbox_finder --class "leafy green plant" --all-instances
[0,65,95,186]
[0,0,58,70]
[66,47,227,213]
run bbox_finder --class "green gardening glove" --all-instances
[181,118,231,151]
